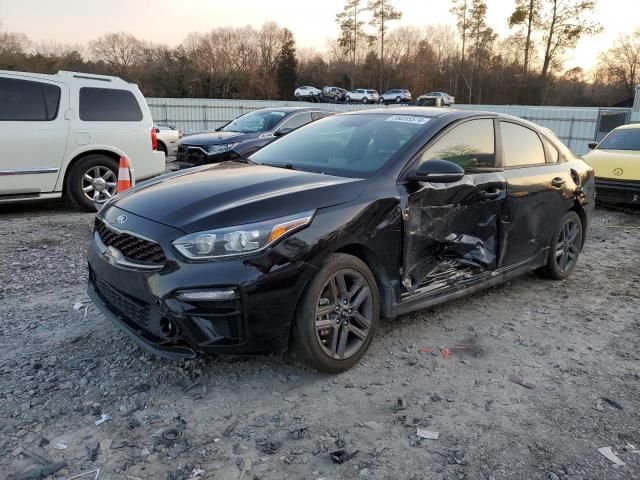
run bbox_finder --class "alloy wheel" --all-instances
[314,268,373,360]
[82,166,117,203]
[555,219,580,272]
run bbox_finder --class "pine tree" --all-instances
[367,0,402,92]
[276,29,298,100]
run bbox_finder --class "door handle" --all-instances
[551,177,566,188]
[478,188,503,200]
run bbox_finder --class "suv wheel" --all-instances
[346,96,351,103]
[362,98,368,104]
[396,96,402,103]
[537,211,583,280]
[66,154,119,211]
[292,253,379,373]
[378,98,385,104]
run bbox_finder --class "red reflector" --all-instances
[151,127,158,150]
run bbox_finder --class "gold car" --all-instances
[583,123,640,204]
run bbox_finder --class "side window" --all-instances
[543,137,559,163]
[79,87,143,121]
[419,119,495,169]
[311,111,333,121]
[0,78,60,121]
[281,112,313,131]
[501,122,546,167]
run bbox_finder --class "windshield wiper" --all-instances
[260,162,296,170]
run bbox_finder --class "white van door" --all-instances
[0,76,69,195]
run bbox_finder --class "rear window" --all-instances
[79,87,143,121]
[0,77,61,121]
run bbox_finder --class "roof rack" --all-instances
[57,71,123,83]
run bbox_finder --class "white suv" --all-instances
[0,70,165,210]
[346,89,380,104]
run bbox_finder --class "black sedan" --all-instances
[88,108,595,373]
[175,107,334,167]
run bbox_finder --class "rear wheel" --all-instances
[346,96,351,103]
[66,154,118,211]
[379,98,385,104]
[395,96,401,103]
[537,211,583,280]
[362,97,368,104]
[292,253,379,373]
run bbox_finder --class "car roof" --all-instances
[256,107,329,114]
[0,69,133,86]
[611,123,640,131]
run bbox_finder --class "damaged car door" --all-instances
[401,118,506,293]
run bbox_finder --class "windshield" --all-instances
[250,114,430,178]
[222,110,286,133]
[598,129,640,151]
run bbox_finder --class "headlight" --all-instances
[203,143,238,154]
[172,211,315,260]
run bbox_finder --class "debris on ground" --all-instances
[53,441,67,450]
[508,374,535,389]
[394,398,407,411]
[222,419,239,437]
[416,428,440,440]
[157,427,184,446]
[256,439,282,454]
[363,421,383,431]
[84,438,99,461]
[66,469,100,480]
[598,446,626,466]
[94,413,111,426]
[10,449,67,480]
[330,449,359,464]
[238,458,252,480]
[601,397,623,410]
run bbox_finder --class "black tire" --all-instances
[537,211,583,280]
[362,97,368,104]
[66,154,119,211]
[379,98,385,104]
[395,96,401,103]
[156,141,167,156]
[334,95,339,101]
[292,253,379,373]
[346,96,351,103]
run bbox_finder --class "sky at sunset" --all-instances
[1,0,639,71]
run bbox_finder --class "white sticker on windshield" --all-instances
[385,115,430,125]
[271,112,286,117]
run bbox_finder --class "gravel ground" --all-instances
[0,201,639,480]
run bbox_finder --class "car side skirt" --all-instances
[392,251,547,318]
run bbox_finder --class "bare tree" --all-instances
[539,0,601,102]
[598,30,640,97]
[336,0,370,89]
[450,0,471,100]
[89,32,143,70]
[509,0,540,79]
[367,0,402,91]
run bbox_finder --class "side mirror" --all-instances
[407,159,465,183]
[588,142,598,150]
[274,127,294,137]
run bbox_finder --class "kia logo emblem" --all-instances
[115,215,128,224]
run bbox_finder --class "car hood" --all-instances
[583,149,640,181]
[179,131,259,146]
[110,162,366,233]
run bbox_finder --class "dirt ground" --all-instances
[0,201,639,480]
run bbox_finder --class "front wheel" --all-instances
[362,98,368,104]
[346,96,351,103]
[537,211,583,280]
[395,96,401,103]
[292,253,379,373]
[378,98,385,104]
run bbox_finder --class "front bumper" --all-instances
[87,208,318,359]
[595,178,640,205]
[175,145,236,167]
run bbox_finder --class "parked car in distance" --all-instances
[346,89,379,104]
[0,70,165,210]
[322,86,348,102]
[155,125,182,158]
[583,123,640,204]
[88,107,595,373]
[294,86,322,98]
[417,91,455,106]
[175,107,335,168]
[379,89,412,104]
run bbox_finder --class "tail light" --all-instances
[151,127,158,150]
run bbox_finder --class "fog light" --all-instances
[177,288,237,301]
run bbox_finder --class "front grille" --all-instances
[92,272,171,342]
[95,217,166,264]
[176,144,208,164]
